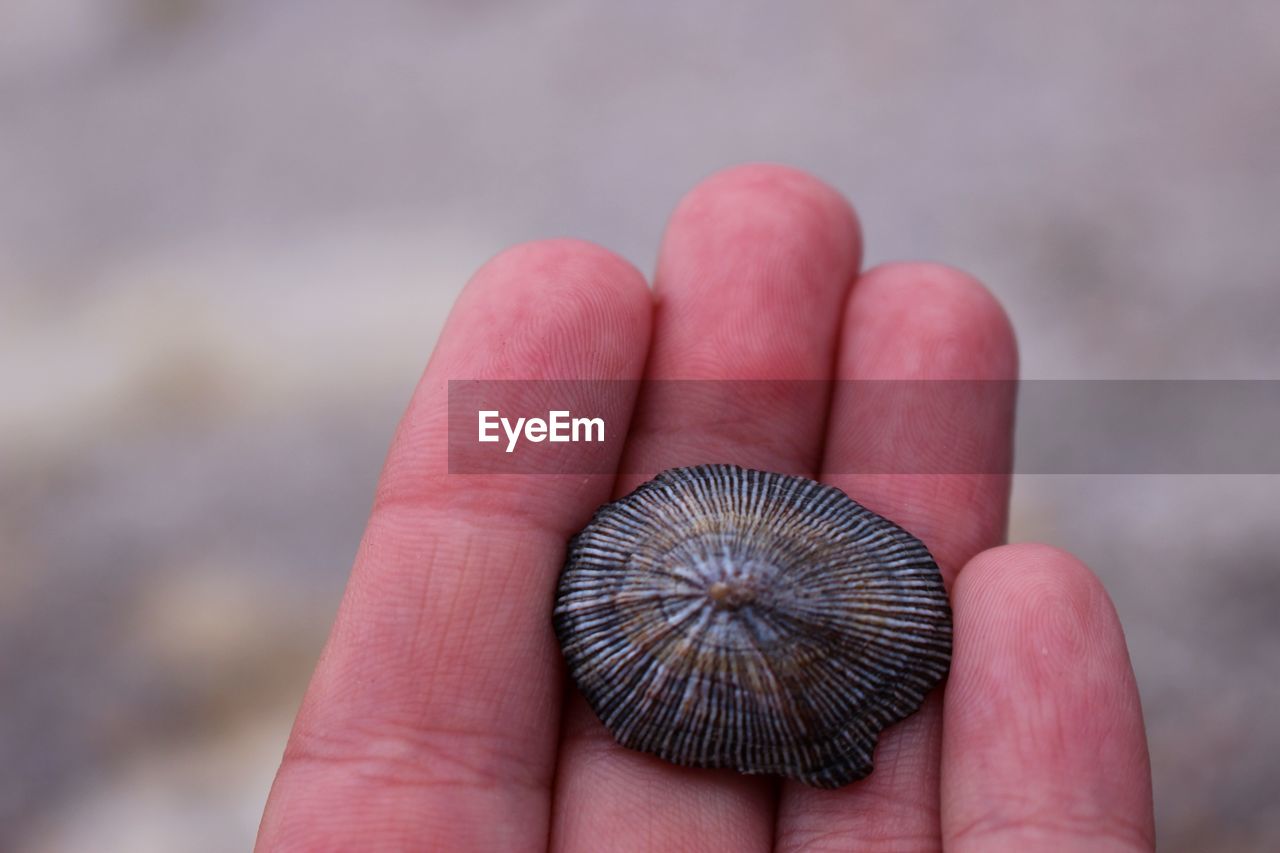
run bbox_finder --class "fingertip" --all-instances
[847,262,1019,380]
[677,163,860,224]
[443,237,653,379]
[662,163,863,291]
[950,542,1136,718]
[378,237,652,512]
[476,237,652,313]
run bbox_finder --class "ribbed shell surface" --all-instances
[553,464,952,789]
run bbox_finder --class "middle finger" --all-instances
[551,164,862,852]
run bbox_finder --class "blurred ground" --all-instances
[2,1,1279,850]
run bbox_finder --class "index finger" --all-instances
[257,239,652,851]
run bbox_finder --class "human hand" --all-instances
[257,165,1154,852]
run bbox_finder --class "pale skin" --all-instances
[257,165,1155,851]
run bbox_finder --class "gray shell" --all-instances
[552,464,951,789]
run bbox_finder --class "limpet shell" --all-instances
[552,464,951,788]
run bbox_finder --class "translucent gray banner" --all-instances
[447,380,1280,475]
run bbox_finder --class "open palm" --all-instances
[257,165,1154,852]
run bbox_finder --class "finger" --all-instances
[776,263,1017,852]
[551,164,862,852]
[941,544,1155,852]
[819,262,1019,580]
[257,240,652,851]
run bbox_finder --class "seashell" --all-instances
[552,464,951,789]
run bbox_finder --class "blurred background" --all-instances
[3,1,1278,850]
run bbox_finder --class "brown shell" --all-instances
[552,464,952,788]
